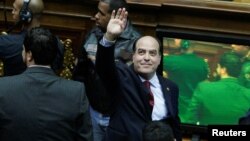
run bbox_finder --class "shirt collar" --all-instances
[28,65,51,69]
[139,73,158,88]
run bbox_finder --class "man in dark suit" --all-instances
[95,8,182,141]
[0,27,92,141]
[73,1,141,141]
[0,0,64,76]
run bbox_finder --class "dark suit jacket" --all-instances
[0,67,92,141]
[96,44,182,141]
[0,30,64,76]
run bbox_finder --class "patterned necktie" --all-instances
[143,80,154,108]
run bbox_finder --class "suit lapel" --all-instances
[130,65,153,120]
[158,75,174,117]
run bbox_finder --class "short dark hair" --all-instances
[239,109,250,125]
[180,39,190,50]
[219,52,242,77]
[100,0,128,13]
[238,62,250,88]
[23,27,58,66]
[143,121,174,141]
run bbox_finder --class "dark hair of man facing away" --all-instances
[219,52,242,78]
[0,0,64,76]
[143,121,175,141]
[101,0,128,13]
[239,62,250,88]
[239,109,250,125]
[0,27,93,141]
[23,27,58,66]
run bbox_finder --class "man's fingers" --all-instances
[112,8,127,20]
[111,10,116,19]
[122,11,128,21]
[115,8,122,19]
[119,8,126,20]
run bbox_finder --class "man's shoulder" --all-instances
[125,25,141,37]
[196,80,225,92]
[55,74,81,83]
[56,79,85,97]
[159,75,178,88]
[0,31,26,57]
[0,74,25,87]
[83,27,101,47]
[59,78,84,88]
[0,32,24,44]
[163,54,181,62]
[198,80,216,86]
[121,20,141,39]
[85,27,103,39]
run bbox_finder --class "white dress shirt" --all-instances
[139,73,168,120]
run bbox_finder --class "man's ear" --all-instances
[132,53,135,63]
[221,67,227,74]
[245,74,250,81]
[26,51,33,62]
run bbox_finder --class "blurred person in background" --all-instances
[163,39,209,123]
[0,0,63,76]
[73,0,141,141]
[186,52,250,125]
[143,121,175,141]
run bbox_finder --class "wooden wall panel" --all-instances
[1,0,250,70]
[159,0,250,36]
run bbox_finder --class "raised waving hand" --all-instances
[104,8,128,41]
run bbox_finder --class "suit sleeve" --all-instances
[75,83,93,141]
[95,42,121,113]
